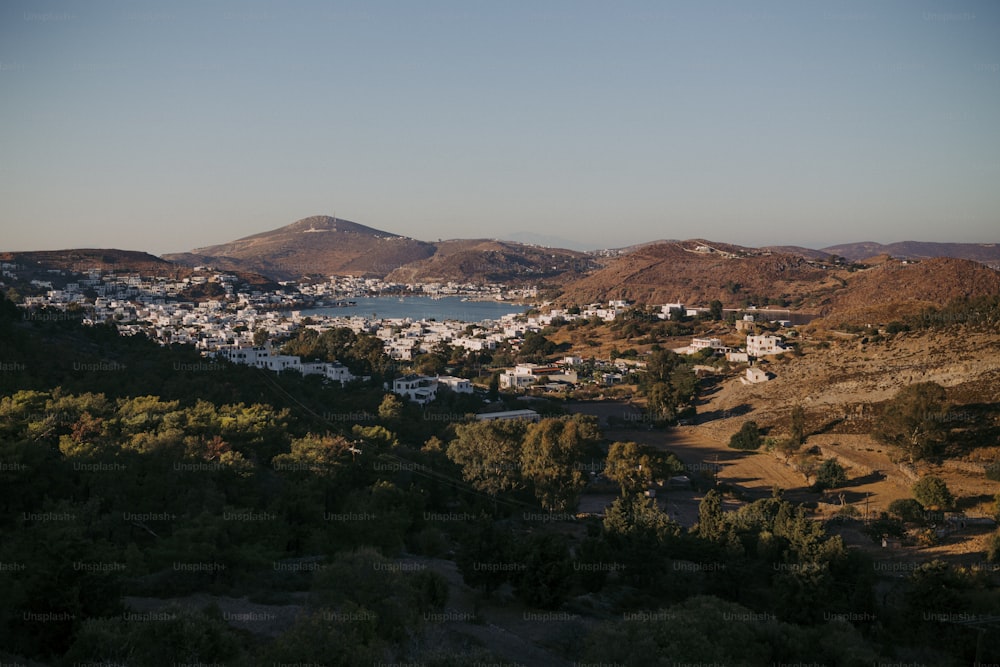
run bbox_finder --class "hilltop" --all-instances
[0,248,278,290]
[163,215,437,280]
[553,240,838,307]
[163,215,604,285]
[384,238,598,285]
[820,241,1000,267]
[810,256,1000,327]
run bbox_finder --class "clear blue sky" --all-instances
[2,0,998,254]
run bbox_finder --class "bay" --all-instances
[297,296,529,323]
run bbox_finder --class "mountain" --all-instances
[819,241,1000,267]
[384,239,599,285]
[165,216,599,284]
[163,215,437,280]
[0,248,281,293]
[0,249,175,275]
[810,256,1000,326]
[552,240,842,306]
[499,231,595,252]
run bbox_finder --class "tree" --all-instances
[708,299,724,320]
[377,393,404,421]
[696,489,727,540]
[788,405,806,448]
[887,498,926,524]
[521,416,602,511]
[873,382,948,461]
[512,533,574,609]
[601,494,681,586]
[729,421,762,450]
[813,458,847,490]
[447,419,528,497]
[605,441,682,495]
[911,476,955,510]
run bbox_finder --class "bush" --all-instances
[887,498,926,524]
[814,458,847,490]
[987,531,1000,563]
[911,476,955,511]
[729,421,762,451]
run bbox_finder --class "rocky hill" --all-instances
[384,239,599,285]
[0,249,175,275]
[819,241,1000,267]
[164,216,601,285]
[554,241,838,306]
[163,215,437,280]
[810,256,1000,327]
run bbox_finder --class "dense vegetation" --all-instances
[1,296,998,665]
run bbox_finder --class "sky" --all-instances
[1,1,998,254]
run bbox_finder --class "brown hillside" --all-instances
[812,257,1000,326]
[384,239,600,285]
[163,215,437,280]
[556,241,836,306]
[0,249,174,275]
[822,241,1000,267]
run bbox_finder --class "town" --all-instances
[4,262,804,403]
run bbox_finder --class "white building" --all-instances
[659,303,685,320]
[691,337,725,352]
[301,361,355,385]
[437,375,473,394]
[500,363,577,390]
[214,344,355,384]
[746,334,787,357]
[393,374,438,404]
[475,409,540,422]
[742,367,770,384]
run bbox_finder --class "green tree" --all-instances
[709,299,724,320]
[447,419,528,497]
[512,533,574,609]
[873,382,948,461]
[788,405,806,448]
[696,489,727,541]
[887,498,926,523]
[605,441,683,495]
[602,494,681,585]
[814,458,847,490]
[912,475,955,510]
[377,393,404,421]
[521,416,601,511]
[65,605,244,667]
[729,420,762,450]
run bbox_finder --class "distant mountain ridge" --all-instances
[9,217,998,323]
[818,241,1000,266]
[164,215,437,280]
[163,215,596,284]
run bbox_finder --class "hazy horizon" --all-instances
[2,1,998,254]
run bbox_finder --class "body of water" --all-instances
[297,296,529,322]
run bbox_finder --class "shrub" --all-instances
[729,421,762,451]
[814,458,847,490]
[887,498,926,524]
[911,476,955,511]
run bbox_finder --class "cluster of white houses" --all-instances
[214,343,357,385]
[390,374,473,405]
[674,332,790,385]
[213,344,477,405]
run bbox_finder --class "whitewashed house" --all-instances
[746,334,787,357]
[437,375,473,394]
[393,375,438,404]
